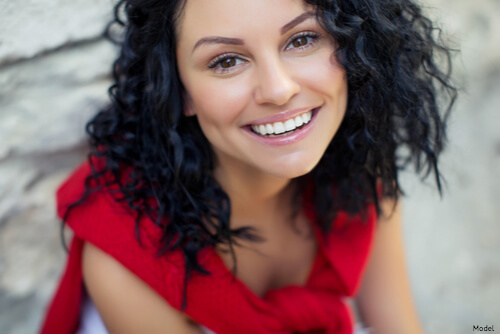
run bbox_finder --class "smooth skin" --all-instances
[82,0,425,332]
[176,0,348,185]
[83,242,205,334]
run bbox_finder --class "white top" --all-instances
[77,295,216,334]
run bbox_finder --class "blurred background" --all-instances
[0,0,498,333]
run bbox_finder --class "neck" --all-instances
[213,157,297,231]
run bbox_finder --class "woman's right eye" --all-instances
[208,55,246,73]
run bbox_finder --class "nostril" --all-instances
[254,63,300,106]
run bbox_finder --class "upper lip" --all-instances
[246,106,319,126]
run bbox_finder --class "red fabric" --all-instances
[40,161,377,334]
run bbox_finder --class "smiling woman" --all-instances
[40,0,457,333]
[177,1,347,180]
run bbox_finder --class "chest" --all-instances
[215,215,318,298]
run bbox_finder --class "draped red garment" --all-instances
[40,162,377,334]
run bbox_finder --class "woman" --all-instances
[41,0,456,333]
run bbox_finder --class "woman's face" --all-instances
[176,0,347,180]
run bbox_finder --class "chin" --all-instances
[264,154,322,179]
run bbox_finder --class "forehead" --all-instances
[176,0,312,42]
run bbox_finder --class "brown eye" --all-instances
[221,58,236,68]
[292,36,308,47]
[208,55,246,73]
[285,33,320,51]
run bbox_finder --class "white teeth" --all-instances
[284,119,296,132]
[307,111,312,121]
[294,115,303,127]
[265,123,274,134]
[301,112,309,123]
[258,124,267,135]
[273,122,285,134]
[251,110,313,136]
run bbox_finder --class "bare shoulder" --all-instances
[355,197,425,334]
[82,242,204,334]
[378,195,401,221]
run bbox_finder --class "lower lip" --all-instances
[242,107,320,146]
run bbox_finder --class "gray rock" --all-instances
[0,0,114,64]
[0,159,83,333]
[0,40,116,159]
[0,290,44,334]
[0,147,89,230]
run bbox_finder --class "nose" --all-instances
[254,57,300,106]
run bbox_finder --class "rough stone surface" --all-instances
[0,0,499,333]
[0,151,83,333]
[0,40,116,158]
[0,0,113,64]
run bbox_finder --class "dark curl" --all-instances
[68,0,457,308]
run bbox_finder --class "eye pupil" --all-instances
[221,58,236,68]
[293,37,308,47]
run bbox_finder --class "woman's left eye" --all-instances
[285,33,320,51]
[208,55,247,73]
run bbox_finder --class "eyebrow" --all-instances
[192,36,244,53]
[280,11,315,35]
[191,11,315,53]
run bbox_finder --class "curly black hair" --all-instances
[67,0,457,309]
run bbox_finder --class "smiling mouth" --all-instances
[249,108,316,137]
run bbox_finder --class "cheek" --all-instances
[190,77,252,125]
[296,51,347,100]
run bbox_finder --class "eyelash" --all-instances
[207,31,322,74]
[284,32,321,51]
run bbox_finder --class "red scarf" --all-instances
[41,162,376,334]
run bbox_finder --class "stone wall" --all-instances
[0,0,498,333]
[0,1,116,332]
